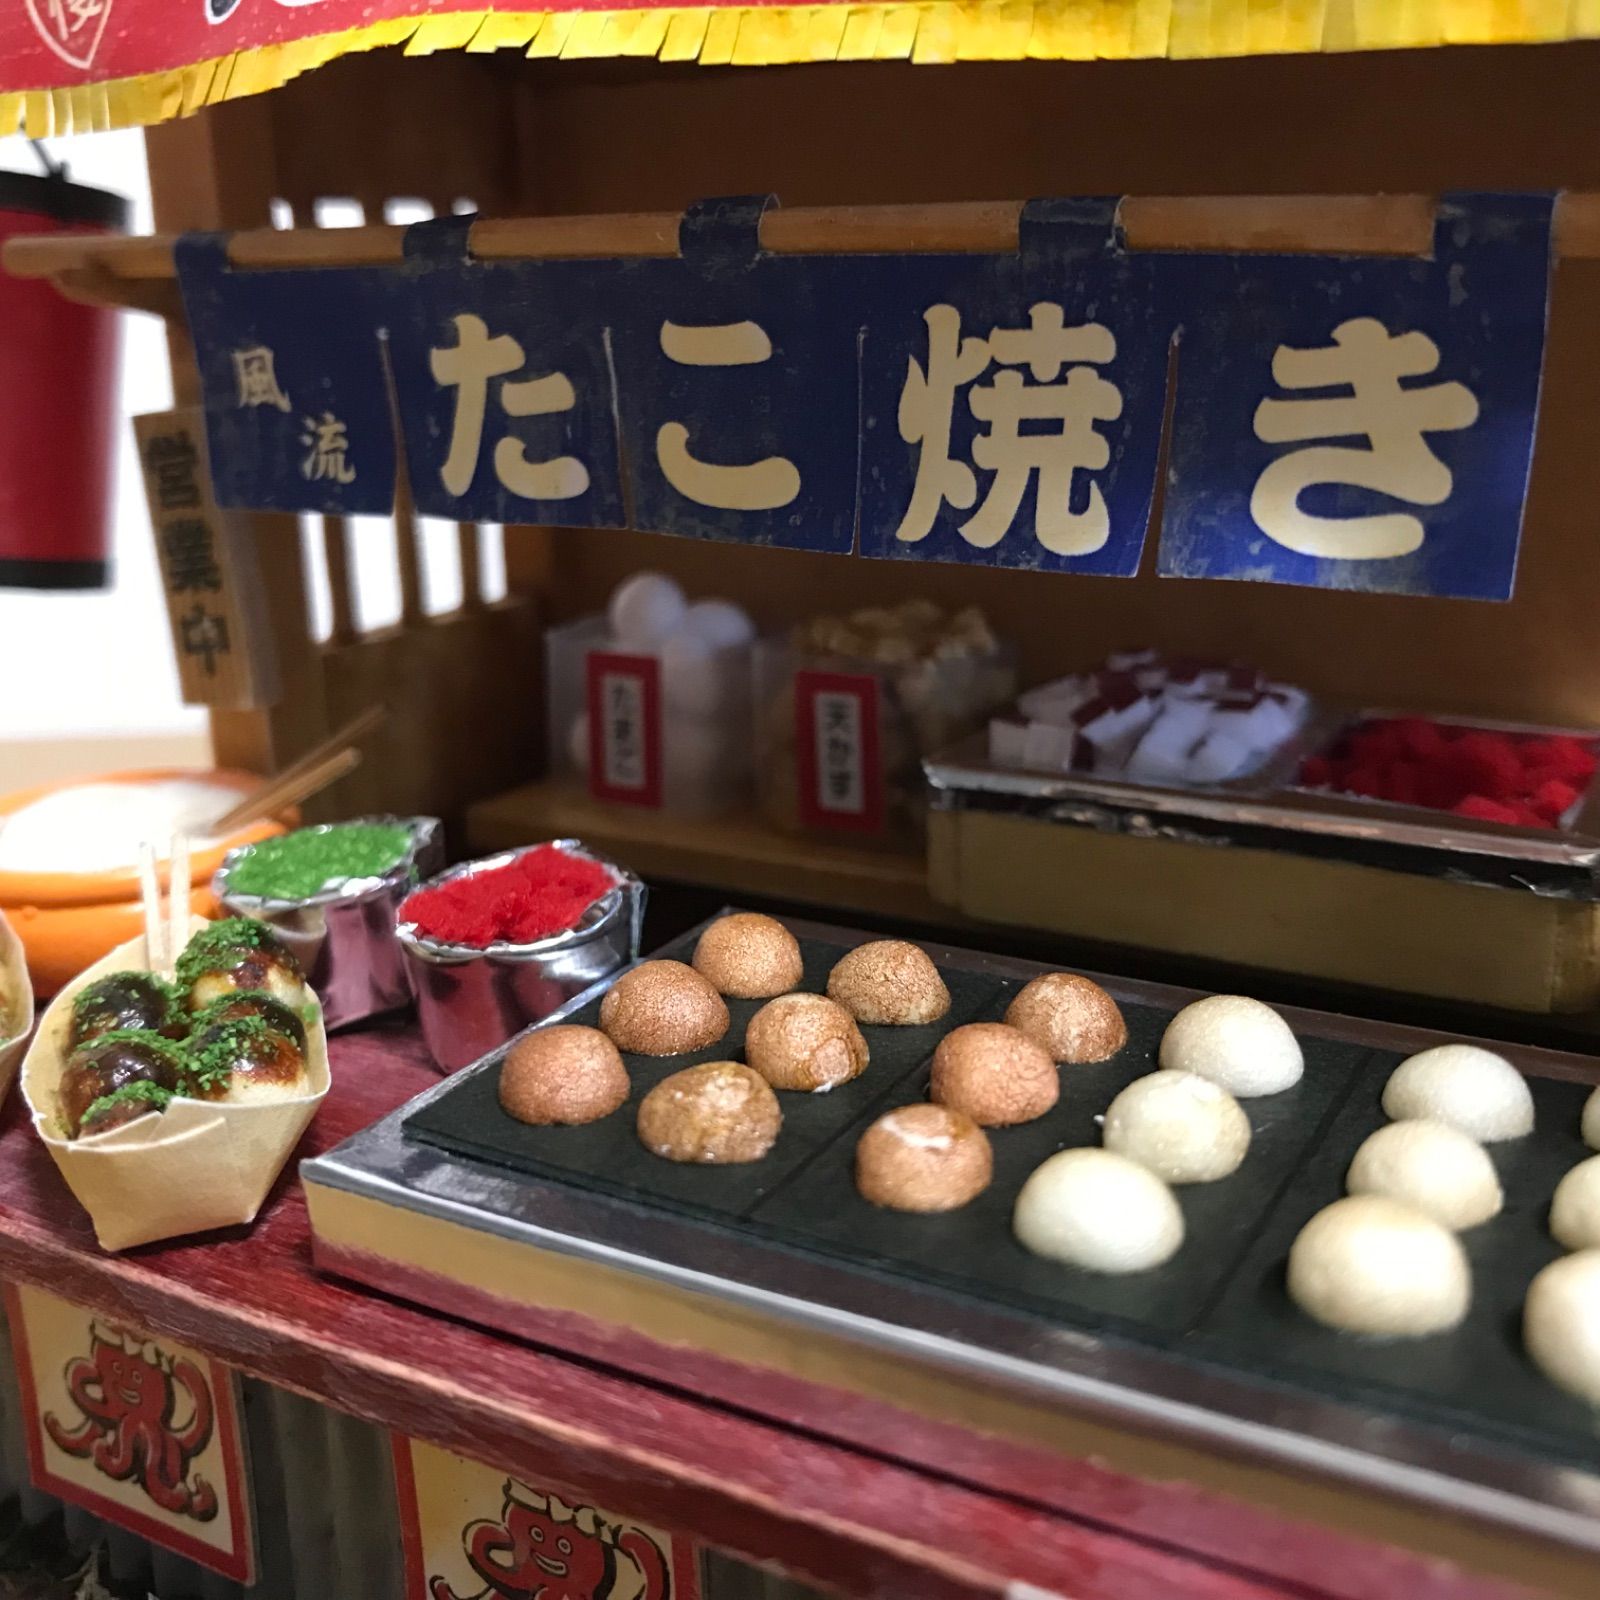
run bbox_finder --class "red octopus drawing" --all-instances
[431,1481,671,1600]
[43,1322,218,1522]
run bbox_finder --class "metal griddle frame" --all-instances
[302,915,1600,1558]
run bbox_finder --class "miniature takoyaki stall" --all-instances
[8,15,1600,1600]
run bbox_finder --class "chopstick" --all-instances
[210,704,386,835]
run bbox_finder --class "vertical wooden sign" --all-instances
[135,406,280,709]
[393,1433,701,1600]
[4,1282,255,1584]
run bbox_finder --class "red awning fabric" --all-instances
[0,1,1594,134]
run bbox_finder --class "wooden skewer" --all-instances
[211,704,386,834]
[138,841,166,975]
[168,833,191,968]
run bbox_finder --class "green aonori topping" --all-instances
[80,1080,174,1129]
[225,823,413,901]
[72,972,182,1024]
[67,1028,187,1071]
[182,1014,273,1094]
[176,916,295,990]
[192,990,307,1051]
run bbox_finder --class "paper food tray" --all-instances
[20,919,329,1252]
[0,911,34,1097]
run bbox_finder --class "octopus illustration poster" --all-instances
[5,1283,253,1583]
[393,1433,701,1600]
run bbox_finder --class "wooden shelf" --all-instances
[466,780,957,926]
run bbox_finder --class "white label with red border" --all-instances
[5,1282,254,1584]
[795,669,884,833]
[586,651,663,808]
[393,1432,701,1600]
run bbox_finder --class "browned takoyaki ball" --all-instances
[600,961,730,1056]
[691,914,803,1000]
[1005,973,1127,1064]
[636,1062,781,1163]
[826,941,949,1026]
[745,993,869,1092]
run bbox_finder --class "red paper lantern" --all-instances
[0,169,128,590]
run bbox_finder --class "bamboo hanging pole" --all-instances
[9,194,1600,309]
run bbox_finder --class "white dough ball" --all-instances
[1382,1045,1534,1143]
[662,632,726,718]
[1583,1085,1600,1152]
[608,571,687,648]
[681,599,755,650]
[1013,1149,1184,1274]
[1102,1070,1250,1184]
[1551,1154,1600,1251]
[1345,1119,1503,1231]
[1288,1196,1470,1337]
[1158,995,1304,1097]
[664,714,732,813]
[1524,1250,1600,1404]
[566,713,590,776]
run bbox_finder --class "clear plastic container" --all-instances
[545,614,754,818]
[754,631,1017,843]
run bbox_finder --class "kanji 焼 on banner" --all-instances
[393,1432,702,1600]
[176,231,398,515]
[5,1282,255,1584]
[1158,193,1554,600]
[857,197,1170,576]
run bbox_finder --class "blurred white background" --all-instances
[0,157,507,782]
[0,129,195,753]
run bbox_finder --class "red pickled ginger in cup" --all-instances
[402,846,617,947]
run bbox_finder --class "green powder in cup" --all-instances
[226,823,413,901]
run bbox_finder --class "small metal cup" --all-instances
[397,841,645,1074]
[215,816,444,1031]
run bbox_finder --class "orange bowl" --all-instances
[0,768,296,995]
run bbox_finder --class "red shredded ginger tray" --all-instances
[401,845,617,947]
[1298,717,1599,832]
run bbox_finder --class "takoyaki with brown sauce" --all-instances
[177,917,306,1012]
[59,1031,183,1139]
[69,971,185,1050]
[184,1014,310,1105]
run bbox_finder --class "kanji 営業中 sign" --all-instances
[175,192,1554,601]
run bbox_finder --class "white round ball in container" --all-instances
[663,715,733,814]
[566,713,590,777]
[1287,1196,1470,1337]
[1524,1250,1600,1404]
[681,599,755,650]
[662,631,741,719]
[1550,1155,1600,1251]
[1102,1071,1250,1184]
[1158,995,1303,1097]
[609,571,687,648]
[1381,1045,1534,1143]
[1583,1085,1600,1151]
[1013,1149,1184,1273]
[1345,1119,1502,1231]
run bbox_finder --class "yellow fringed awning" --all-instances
[3,0,1600,137]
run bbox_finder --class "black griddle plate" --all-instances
[403,926,1600,1474]
[405,938,1002,1219]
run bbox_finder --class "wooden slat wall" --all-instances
[482,45,1600,727]
[141,41,1600,819]
[144,58,541,823]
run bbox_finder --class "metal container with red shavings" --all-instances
[397,841,645,1073]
